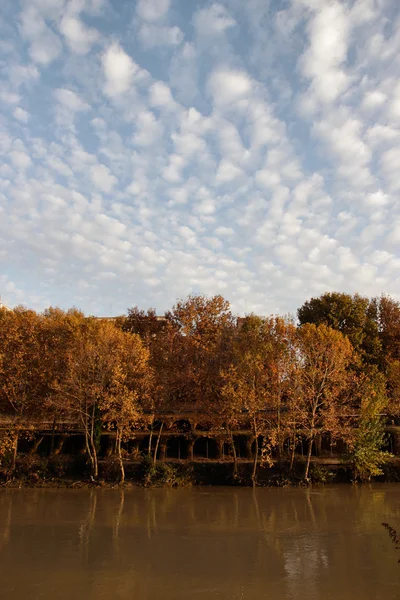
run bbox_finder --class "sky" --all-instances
[0,0,399,317]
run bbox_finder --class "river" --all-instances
[0,485,399,599]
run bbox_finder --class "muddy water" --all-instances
[0,485,399,599]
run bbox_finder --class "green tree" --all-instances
[347,370,390,481]
[298,292,381,365]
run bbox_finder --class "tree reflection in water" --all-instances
[0,486,399,599]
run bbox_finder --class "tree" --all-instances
[346,370,390,481]
[298,292,381,365]
[55,319,129,479]
[100,331,152,482]
[165,294,235,410]
[119,307,168,341]
[370,295,400,415]
[37,307,86,452]
[296,323,354,480]
[221,315,298,484]
[0,308,44,471]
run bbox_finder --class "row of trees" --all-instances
[0,292,399,483]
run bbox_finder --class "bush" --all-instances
[309,464,335,484]
[140,455,192,487]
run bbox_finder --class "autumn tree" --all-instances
[296,323,354,480]
[0,308,44,471]
[221,315,298,484]
[120,307,178,459]
[99,331,153,482]
[119,307,168,341]
[165,294,235,412]
[36,307,87,452]
[55,319,134,479]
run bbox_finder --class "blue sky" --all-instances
[0,0,399,317]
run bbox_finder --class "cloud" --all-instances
[132,110,164,147]
[54,88,90,111]
[138,24,184,48]
[19,5,63,65]
[136,0,170,22]
[1,0,400,316]
[59,14,100,54]
[169,42,198,104]
[13,107,30,123]
[9,150,32,170]
[149,81,175,108]
[102,43,137,97]
[208,69,252,107]
[215,159,243,184]
[193,3,236,36]
[90,163,117,193]
[299,1,350,107]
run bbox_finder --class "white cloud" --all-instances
[9,64,40,88]
[54,88,90,111]
[169,42,198,104]
[136,0,170,22]
[388,82,400,122]
[19,6,63,65]
[133,110,163,147]
[9,150,32,170]
[59,14,100,54]
[362,90,387,111]
[149,81,175,108]
[299,1,350,106]
[1,0,400,316]
[13,107,30,123]
[215,160,243,184]
[90,163,117,193]
[193,3,236,36]
[102,43,137,97]
[163,154,185,182]
[0,89,20,105]
[138,24,184,48]
[208,69,252,107]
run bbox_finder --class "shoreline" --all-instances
[2,456,400,488]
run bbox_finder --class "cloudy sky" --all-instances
[0,0,399,317]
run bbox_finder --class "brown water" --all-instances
[0,485,399,599]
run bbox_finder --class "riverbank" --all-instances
[2,454,400,488]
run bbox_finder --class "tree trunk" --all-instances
[187,439,194,461]
[153,422,164,465]
[53,435,66,456]
[89,404,98,479]
[289,433,296,472]
[148,423,153,459]
[117,430,125,484]
[92,439,98,479]
[251,415,259,487]
[252,433,258,487]
[11,430,18,473]
[277,398,283,465]
[230,430,238,478]
[85,426,98,480]
[304,436,313,481]
[30,435,44,454]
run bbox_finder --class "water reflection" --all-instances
[0,486,399,599]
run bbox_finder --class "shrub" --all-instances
[141,455,192,487]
